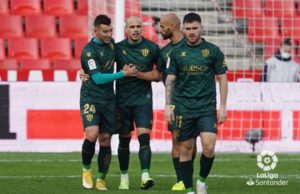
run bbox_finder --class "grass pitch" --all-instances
[0,152,299,194]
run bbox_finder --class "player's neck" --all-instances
[127,37,142,45]
[171,31,184,45]
[187,37,203,46]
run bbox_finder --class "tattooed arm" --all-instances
[164,74,176,122]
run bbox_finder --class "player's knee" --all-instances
[85,129,98,142]
[138,133,150,147]
[202,145,215,157]
[85,134,98,142]
[119,135,131,148]
[99,133,111,147]
[172,140,180,156]
[180,142,194,158]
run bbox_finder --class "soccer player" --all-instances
[165,12,228,194]
[80,15,137,191]
[138,13,197,191]
[115,16,160,190]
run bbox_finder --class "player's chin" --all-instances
[103,39,111,44]
[188,37,196,42]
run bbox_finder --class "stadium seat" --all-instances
[8,38,39,59]
[247,17,280,42]
[0,39,4,60]
[265,0,295,17]
[25,15,57,38]
[74,38,88,58]
[0,0,9,15]
[0,15,23,39]
[232,0,263,19]
[41,38,72,60]
[293,111,300,140]
[0,59,18,81]
[264,37,281,59]
[77,0,88,15]
[59,15,88,39]
[227,70,262,82]
[52,59,81,81]
[44,0,74,16]
[262,111,281,140]
[10,0,41,16]
[125,0,141,18]
[18,59,53,81]
[281,17,300,40]
[218,110,281,140]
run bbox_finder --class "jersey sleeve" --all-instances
[152,44,161,70]
[156,50,166,73]
[166,49,178,75]
[213,47,228,75]
[81,49,99,75]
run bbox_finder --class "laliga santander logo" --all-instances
[247,150,288,186]
[257,150,278,171]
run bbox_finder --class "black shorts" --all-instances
[116,103,153,134]
[168,121,177,131]
[174,109,217,142]
[80,100,116,134]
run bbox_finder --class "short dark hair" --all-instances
[281,38,292,47]
[183,12,201,24]
[94,15,111,27]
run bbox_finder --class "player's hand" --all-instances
[217,106,227,124]
[79,69,90,82]
[123,65,137,77]
[164,105,175,123]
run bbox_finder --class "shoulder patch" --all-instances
[88,59,96,70]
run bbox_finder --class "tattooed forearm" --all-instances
[165,75,176,105]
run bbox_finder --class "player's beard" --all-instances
[103,37,112,44]
[161,31,172,40]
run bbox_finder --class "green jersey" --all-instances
[158,37,186,83]
[167,38,228,113]
[116,38,160,106]
[80,38,116,103]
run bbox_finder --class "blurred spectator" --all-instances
[261,39,300,82]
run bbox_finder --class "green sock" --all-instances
[198,176,206,183]
[172,157,182,182]
[97,172,106,180]
[83,164,91,170]
[186,187,194,192]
